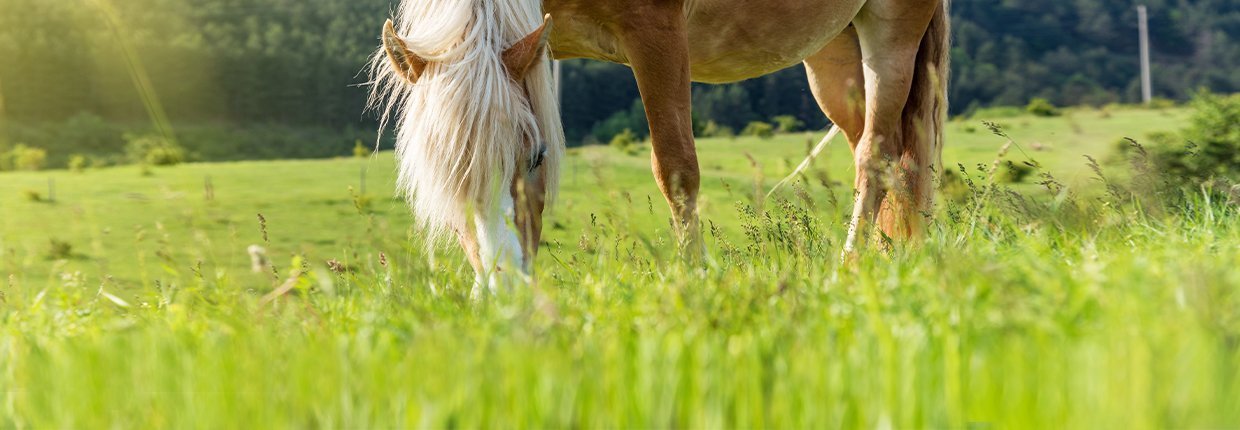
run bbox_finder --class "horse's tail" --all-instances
[880,0,950,238]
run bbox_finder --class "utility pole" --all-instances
[1138,5,1152,104]
[0,74,8,147]
[553,60,563,105]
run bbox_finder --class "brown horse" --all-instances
[371,0,949,289]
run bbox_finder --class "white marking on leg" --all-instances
[844,218,860,254]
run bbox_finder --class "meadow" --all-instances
[2,105,1238,427]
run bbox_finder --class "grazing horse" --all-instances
[370,0,949,286]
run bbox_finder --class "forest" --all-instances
[1,0,1237,165]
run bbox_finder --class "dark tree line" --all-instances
[1,0,1237,164]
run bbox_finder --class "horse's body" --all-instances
[549,0,861,84]
[373,0,949,287]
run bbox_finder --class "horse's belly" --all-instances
[684,0,864,83]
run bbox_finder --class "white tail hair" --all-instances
[368,0,564,243]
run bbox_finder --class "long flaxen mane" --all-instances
[368,0,564,242]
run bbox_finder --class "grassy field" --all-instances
[2,105,1238,427]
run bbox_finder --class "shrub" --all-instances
[701,121,734,139]
[46,239,73,260]
[741,121,775,139]
[147,145,185,166]
[22,189,44,202]
[771,115,804,133]
[1026,98,1061,117]
[1146,92,1240,183]
[7,144,48,171]
[609,129,640,155]
[68,154,88,172]
[1147,97,1177,109]
[353,140,369,158]
[999,160,1036,184]
[125,134,185,166]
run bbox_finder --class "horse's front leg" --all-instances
[616,6,702,258]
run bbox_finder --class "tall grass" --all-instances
[0,123,1238,427]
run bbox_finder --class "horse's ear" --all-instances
[502,14,552,82]
[383,19,428,84]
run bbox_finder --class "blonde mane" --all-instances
[368,0,563,242]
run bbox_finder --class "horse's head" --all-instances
[371,2,562,285]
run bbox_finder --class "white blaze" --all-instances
[472,192,524,295]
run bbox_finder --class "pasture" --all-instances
[2,106,1238,427]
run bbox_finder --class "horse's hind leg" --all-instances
[804,25,867,150]
[845,0,940,253]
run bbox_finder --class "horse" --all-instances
[370,0,949,288]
